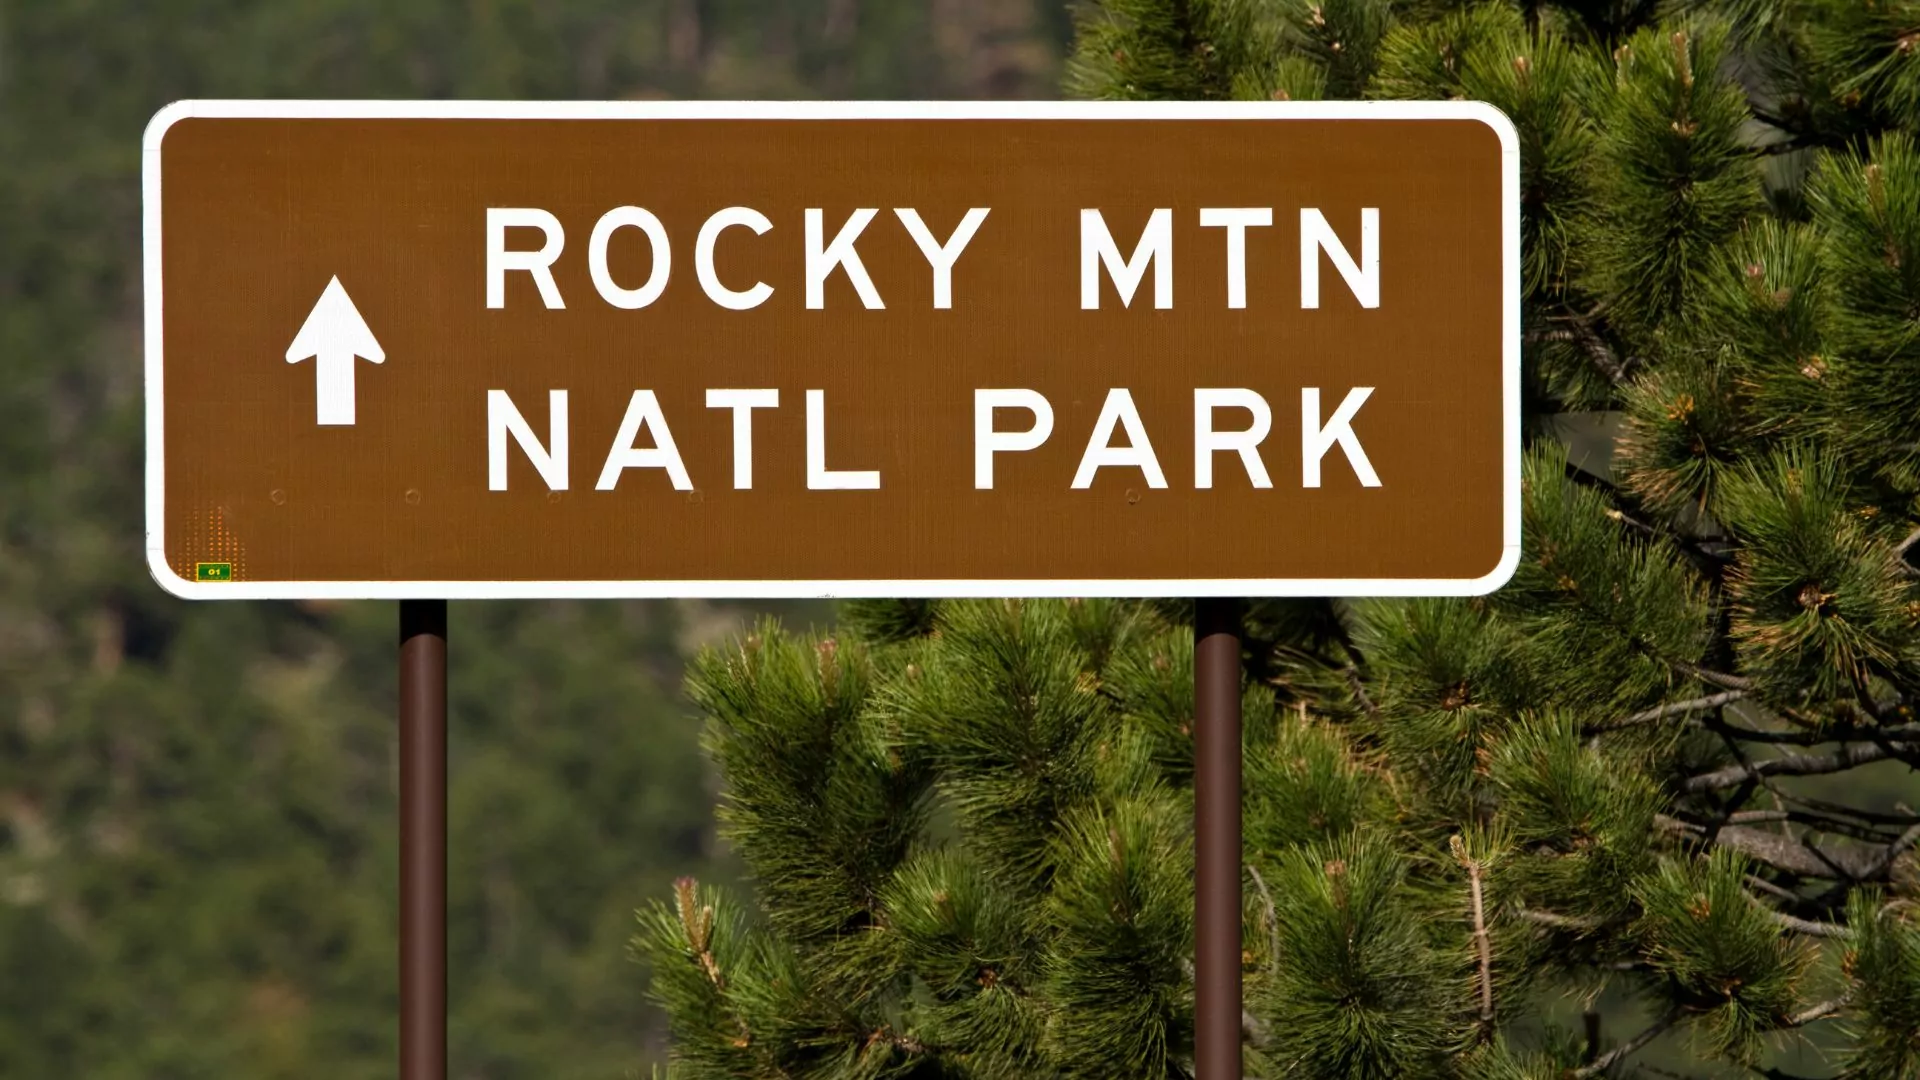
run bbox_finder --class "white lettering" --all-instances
[695,208,774,310]
[486,208,566,309]
[805,209,885,309]
[706,389,779,489]
[1072,388,1167,489]
[487,389,568,490]
[1081,209,1172,309]
[1300,208,1380,309]
[1199,208,1273,309]
[974,389,1054,489]
[1301,387,1382,487]
[587,207,672,310]
[1194,388,1273,488]
[807,389,880,489]
[597,391,693,491]
[895,208,990,309]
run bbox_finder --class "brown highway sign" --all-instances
[143,100,1519,600]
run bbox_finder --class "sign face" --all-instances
[144,100,1519,599]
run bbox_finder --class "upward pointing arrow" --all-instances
[286,276,385,426]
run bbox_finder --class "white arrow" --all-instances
[286,276,384,426]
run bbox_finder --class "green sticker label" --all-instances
[196,562,233,581]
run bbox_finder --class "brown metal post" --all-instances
[400,599,448,1080]
[1194,597,1243,1080]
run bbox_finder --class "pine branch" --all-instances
[1758,905,1851,939]
[1744,873,1806,906]
[1683,742,1894,793]
[1656,815,1887,880]
[1892,527,1920,578]
[1548,303,1634,385]
[1343,663,1377,715]
[1246,862,1280,977]
[1723,811,1792,825]
[1766,789,1920,828]
[1604,504,1667,540]
[861,1026,931,1058]
[1673,806,1905,845]
[1242,1008,1270,1050]
[1783,997,1846,1026]
[1671,661,1756,691]
[1593,695,1920,749]
[1451,836,1494,1041]
[1710,718,1920,747]
[1866,727,1920,774]
[1746,106,1807,138]
[1592,690,1747,733]
[1860,821,1920,880]
[1573,1009,1679,1078]
[1515,905,1616,932]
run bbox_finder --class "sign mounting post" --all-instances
[143,99,1520,1080]
[1194,597,1244,1080]
[398,599,447,1080]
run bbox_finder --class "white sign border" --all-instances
[143,98,1522,601]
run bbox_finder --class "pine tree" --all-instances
[638,1,1920,1075]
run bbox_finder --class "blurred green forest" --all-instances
[0,2,1070,1076]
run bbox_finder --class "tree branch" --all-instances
[1342,663,1377,715]
[1711,719,1920,746]
[1785,997,1846,1026]
[1671,661,1755,691]
[1548,303,1633,385]
[1246,862,1279,977]
[1762,906,1850,939]
[1590,691,1746,734]
[1515,905,1615,932]
[1242,1008,1269,1049]
[1672,806,1904,844]
[1598,690,1919,748]
[1452,837,1495,1040]
[1744,873,1806,906]
[1874,820,1920,870]
[1683,742,1893,793]
[1657,815,1885,880]
[1573,1009,1678,1078]
[1768,788,1920,827]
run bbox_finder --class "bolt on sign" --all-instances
[144,101,1520,600]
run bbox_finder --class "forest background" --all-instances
[13,1,1915,1077]
[0,2,1070,1077]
